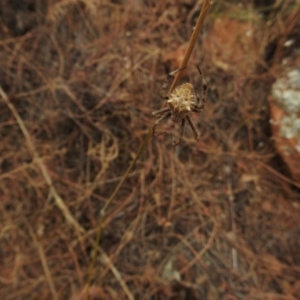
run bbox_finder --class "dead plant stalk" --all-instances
[0,87,84,234]
[85,1,212,298]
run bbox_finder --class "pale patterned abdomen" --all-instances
[167,83,196,114]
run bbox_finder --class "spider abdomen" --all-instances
[167,83,196,122]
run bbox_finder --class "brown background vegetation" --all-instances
[1,0,300,299]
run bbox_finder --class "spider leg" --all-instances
[159,67,187,100]
[173,118,185,147]
[152,112,171,136]
[152,107,171,116]
[186,115,199,140]
[191,102,203,113]
[195,65,207,109]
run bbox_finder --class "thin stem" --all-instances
[85,1,212,298]
[0,86,84,233]
[85,128,153,299]
[168,0,212,94]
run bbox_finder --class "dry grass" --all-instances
[1,0,300,299]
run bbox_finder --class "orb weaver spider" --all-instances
[152,66,207,146]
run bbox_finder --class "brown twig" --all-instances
[26,222,59,300]
[0,86,85,233]
[85,1,212,298]
[168,0,212,95]
[98,247,134,300]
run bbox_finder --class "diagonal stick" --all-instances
[168,0,212,96]
[0,86,84,233]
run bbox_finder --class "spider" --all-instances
[152,65,207,146]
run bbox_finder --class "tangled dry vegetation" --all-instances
[1,1,300,299]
